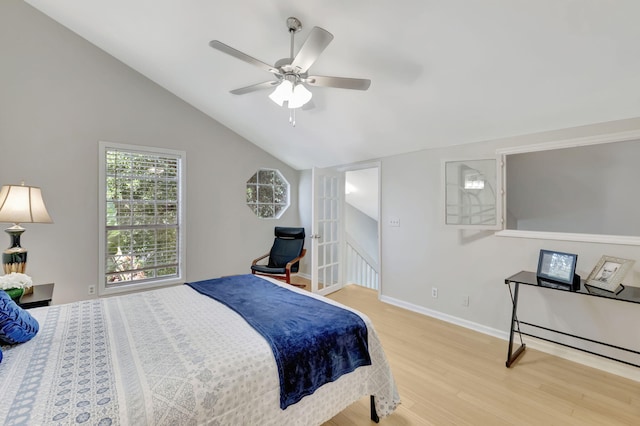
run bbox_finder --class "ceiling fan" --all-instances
[209,17,371,125]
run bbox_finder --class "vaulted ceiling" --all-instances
[25,0,640,170]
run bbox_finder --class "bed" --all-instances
[0,274,399,425]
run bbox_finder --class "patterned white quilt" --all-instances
[0,278,399,425]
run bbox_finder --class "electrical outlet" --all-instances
[88,285,96,295]
[389,217,400,227]
[431,287,438,298]
[462,295,469,307]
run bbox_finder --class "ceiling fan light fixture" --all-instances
[268,79,293,107]
[288,83,312,109]
[269,78,313,110]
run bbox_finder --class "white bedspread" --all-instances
[0,279,399,425]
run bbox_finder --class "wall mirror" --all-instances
[444,158,500,229]
[501,134,640,241]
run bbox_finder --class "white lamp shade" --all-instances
[268,80,294,107]
[0,184,53,224]
[288,83,313,109]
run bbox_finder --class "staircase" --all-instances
[345,234,379,290]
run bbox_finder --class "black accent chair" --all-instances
[251,227,306,285]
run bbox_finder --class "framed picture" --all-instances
[536,249,578,285]
[585,255,635,293]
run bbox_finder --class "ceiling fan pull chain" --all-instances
[290,108,296,127]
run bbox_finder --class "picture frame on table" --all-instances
[536,249,578,286]
[585,255,635,294]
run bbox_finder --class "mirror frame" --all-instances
[443,158,502,230]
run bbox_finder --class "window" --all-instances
[497,131,640,245]
[246,169,290,219]
[98,142,185,295]
[443,158,501,229]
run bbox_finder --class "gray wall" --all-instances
[297,169,312,275]
[345,203,379,264]
[298,117,640,376]
[378,118,640,368]
[299,105,640,372]
[0,0,300,304]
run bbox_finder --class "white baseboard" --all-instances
[379,294,507,340]
[379,294,640,383]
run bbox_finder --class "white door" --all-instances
[311,166,344,295]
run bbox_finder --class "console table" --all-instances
[505,271,640,368]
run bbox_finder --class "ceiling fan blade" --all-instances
[209,40,278,74]
[290,27,334,73]
[230,80,279,95]
[306,75,371,91]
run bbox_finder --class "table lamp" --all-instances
[0,183,53,274]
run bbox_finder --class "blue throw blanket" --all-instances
[187,274,371,409]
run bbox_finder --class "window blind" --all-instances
[104,148,181,287]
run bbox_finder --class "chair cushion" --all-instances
[268,238,304,271]
[0,290,39,345]
[251,265,287,275]
[274,227,305,239]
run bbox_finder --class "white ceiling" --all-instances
[25,0,640,170]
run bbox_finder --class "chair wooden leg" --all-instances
[289,282,306,288]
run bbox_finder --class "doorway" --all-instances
[344,165,380,291]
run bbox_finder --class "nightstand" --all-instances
[18,283,54,309]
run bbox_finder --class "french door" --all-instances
[311,166,344,295]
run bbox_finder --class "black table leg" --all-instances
[370,395,379,423]
[506,281,526,367]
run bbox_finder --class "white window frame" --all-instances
[246,168,290,219]
[496,129,640,246]
[98,141,186,295]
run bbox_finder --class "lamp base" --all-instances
[3,225,27,274]
[2,259,27,274]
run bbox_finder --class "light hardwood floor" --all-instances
[300,282,640,426]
